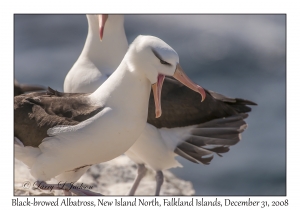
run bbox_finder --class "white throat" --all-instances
[81,15,128,75]
[64,15,129,93]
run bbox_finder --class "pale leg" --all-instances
[128,164,147,196]
[155,171,164,196]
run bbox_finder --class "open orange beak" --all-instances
[152,63,206,118]
[151,74,165,118]
[99,14,108,41]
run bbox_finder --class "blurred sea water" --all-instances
[14,14,286,195]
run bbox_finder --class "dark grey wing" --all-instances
[147,77,256,128]
[14,87,103,147]
[208,90,257,113]
[14,80,45,96]
[175,113,248,165]
[147,77,256,165]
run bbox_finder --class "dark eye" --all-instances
[160,59,170,65]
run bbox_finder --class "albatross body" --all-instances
[60,15,256,196]
[15,46,150,182]
[14,35,206,195]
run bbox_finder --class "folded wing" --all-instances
[14,87,103,147]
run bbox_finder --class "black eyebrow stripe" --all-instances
[151,48,171,65]
[151,48,163,60]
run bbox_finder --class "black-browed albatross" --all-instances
[62,15,256,196]
[14,35,206,195]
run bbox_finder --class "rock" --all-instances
[14,155,195,196]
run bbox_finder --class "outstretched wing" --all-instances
[14,87,103,147]
[147,77,256,165]
[175,113,248,165]
[147,77,256,128]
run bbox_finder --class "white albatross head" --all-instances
[126,35,206,118]
[86,14,125,41]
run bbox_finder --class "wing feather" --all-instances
[14,87,103,147]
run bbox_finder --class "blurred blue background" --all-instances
[14,14,286,195]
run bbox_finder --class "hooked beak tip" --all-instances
[98,14,108,41]
[155,110,162,118]
[173,63,206,102]
[197,85,206,102]
[99,27,104,41]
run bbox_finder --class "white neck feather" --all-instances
[89,59,151,122]
[80,15,128,75]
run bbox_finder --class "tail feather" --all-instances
[20,84,45,93]
[14,80,45,96]
[175,113,248,164]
